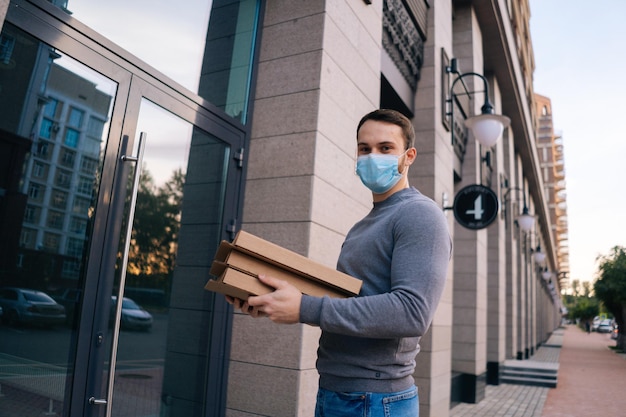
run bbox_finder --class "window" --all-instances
[62,260,81,280]
[51,189,68,209]
[64,128,80,148]
[23,206,39,224]
[40,118,54,139]
[77,176,94,195]
[87,116,105,137]
[35,141,53,159]
[60,149,76,167]
[43,232,61,252]
[198,0,261,123]
[66,238,85,258]
[70,217,87,234]
[0,33,15,65]
[32,162,48,178]
[72,197,91,215]
[43,97,59,119]
[28,182,43,201]
[55,169,72,188]
[81,156,99,174]
[19,228,35,248]
[67,107,84,128]
[47,210,65,230]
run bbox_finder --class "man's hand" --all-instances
[225,295,267,318]
[247,274,302,324]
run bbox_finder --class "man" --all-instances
[228,109,451,416]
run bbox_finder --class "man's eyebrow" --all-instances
[357,140,396,146]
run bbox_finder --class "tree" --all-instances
[567,296,598,327]
[126,167,183,293]
[594,246,626,351]
[581,281,593,298]
[570,279,581,297]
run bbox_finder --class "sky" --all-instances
[529,1,626,284]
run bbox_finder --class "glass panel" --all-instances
[0,23,116,416]
[47,0,260,124]
[198,0,260,123]
[107,99,230,416]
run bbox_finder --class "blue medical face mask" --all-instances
[356,151,407,194]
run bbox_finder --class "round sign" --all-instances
[453,184,499,230]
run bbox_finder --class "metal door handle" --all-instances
[89,397,107,405]
[100,132,147,416]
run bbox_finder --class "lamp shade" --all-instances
[516,212,535,231]
[542,270,552,281]
[464,113,511,147]
[533,251,546,265]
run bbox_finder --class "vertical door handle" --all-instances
[94,133,146,416]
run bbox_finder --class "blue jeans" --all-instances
[314,386,419,417]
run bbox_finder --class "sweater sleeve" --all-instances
[300,198,451,338]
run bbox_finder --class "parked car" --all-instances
[591,317,601,331]
[0,287,66,327]
[611,326,619,340]
[50,288,83,324]
[111,296,153,331]
[597,319,614,334]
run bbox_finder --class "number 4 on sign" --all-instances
[466,195,484,220]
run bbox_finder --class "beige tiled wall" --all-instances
[231,1,386,416]
[0,0,8,31]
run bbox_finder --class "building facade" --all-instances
[0,1,565,416]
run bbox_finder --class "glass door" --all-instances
[0,5,245,416]
[0,20,123,417]
[96,89,237,417]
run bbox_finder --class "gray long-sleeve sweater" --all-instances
[300,187,451,393]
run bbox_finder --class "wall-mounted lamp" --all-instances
[516,207,534,232]
[526,231,546,264]
[532,245,546,265]
[556,271,569,282]
[527,231,546,265]
[541,268,553,281]
[502,186,535,232]
[446,58,511,148]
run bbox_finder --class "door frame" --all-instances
[6,1,247,415]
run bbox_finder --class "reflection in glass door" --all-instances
[2,7,242,416]
[103,98,231,417]
[0,22,117,416]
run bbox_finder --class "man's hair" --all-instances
[356,109,415,150]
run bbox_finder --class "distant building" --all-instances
[19,63,110,285]
[534,94,570,283]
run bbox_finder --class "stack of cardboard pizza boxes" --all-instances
[205,230,362,299]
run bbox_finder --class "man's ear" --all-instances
[405,147,417,166]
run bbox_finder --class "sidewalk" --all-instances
[450,325,625,417]
[541,324,625,417]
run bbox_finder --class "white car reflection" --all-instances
[0,287,66,327]
[111,296,153,331]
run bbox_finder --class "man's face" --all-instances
[357,120,406,157]
[355,119,417,200]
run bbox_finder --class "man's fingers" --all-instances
[247,275,287,308]
[247,294,266,308]
[257,274,287,289]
